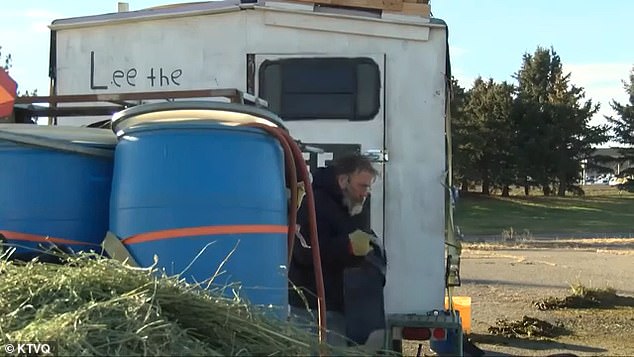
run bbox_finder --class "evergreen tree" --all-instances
[606,66,634,177]
[514,47,608,196]
[514,48,555,195]
[450,77,477,192]
[463,77,516,195]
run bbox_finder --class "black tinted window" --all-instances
[258,57,380,121]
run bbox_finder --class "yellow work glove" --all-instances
[348,229,374,256]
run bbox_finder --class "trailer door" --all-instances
[250,54,386,239]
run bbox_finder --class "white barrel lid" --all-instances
[0,124,117,147]
[111,101,286,137]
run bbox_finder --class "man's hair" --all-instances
[331,153,379,177]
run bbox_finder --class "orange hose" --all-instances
[243,123,328,345]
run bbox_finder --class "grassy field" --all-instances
[455,185,634,236]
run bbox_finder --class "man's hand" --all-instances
[348,229,374,256]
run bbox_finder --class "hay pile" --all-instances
[0,252,367,356]
[533,284,628,310]
[487,316,569,339]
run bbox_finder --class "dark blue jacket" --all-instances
[288,166,370,313]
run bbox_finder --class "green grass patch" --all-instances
[455,185,634,236]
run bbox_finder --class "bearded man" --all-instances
[288,153,379,346]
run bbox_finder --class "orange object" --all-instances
[445,296,472,334]
[0,68,17,117]
[122,224,288,245]
[0,230,100,247]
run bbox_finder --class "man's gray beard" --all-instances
[343,196,366,216]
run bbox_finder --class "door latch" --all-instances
[364,149,389,163]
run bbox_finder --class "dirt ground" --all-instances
[403,238,634,356]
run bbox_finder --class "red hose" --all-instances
[243,123,297,263]
[277,129,328,343]
[243,123,328,344]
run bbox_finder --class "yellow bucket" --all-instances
[445,296,471,334]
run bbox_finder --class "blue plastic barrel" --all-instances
[109,102,289,314]
[0,124,116,257]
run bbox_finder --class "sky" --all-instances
[1,0,632,138]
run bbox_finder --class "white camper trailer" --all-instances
[47,0,463,352]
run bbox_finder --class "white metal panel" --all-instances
[246,8,447,314]
[262,10,430,41]
[55,11,248,95]
[52,7,449,315]
[380,27,447,315]
[54,11,248,126]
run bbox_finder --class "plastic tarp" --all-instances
[0,68,17,117]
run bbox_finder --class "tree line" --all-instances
[451,46,634,196]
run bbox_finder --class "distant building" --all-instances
[584,147,633,179]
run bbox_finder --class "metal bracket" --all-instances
[446,254,461,287]
[364,149,389,163]
[102,231,139,267]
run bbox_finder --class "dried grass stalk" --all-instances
[0,252,373,356]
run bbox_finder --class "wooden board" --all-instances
[283,0,430,16]
[384,2,430,17]
[291,0,404,11]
